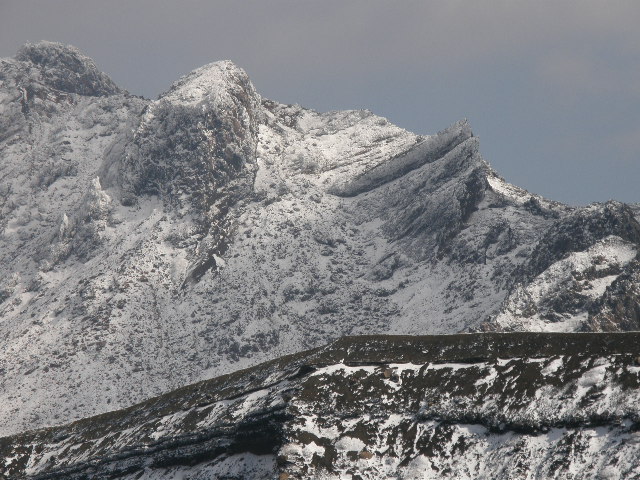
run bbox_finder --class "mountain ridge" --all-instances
[3,333,640,479]
[0,41,639,436]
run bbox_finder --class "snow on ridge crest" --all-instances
[160,59,260,110]
[326,117,478,197]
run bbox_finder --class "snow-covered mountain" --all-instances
[1,41,639,436]
[3,333,640,479]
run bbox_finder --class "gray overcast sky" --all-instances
[1,1,638,205]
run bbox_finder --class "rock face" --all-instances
[0,42,639,436]
[2,333,640,480]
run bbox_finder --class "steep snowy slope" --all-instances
[3,333,640,480]
[0,42,639,436]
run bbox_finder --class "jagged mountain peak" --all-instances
[443,117,472,138]
[116,60,262,213]
[13,40,123,97]
[160,59,260,109]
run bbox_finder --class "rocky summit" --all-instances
[0,41,639,440]
[2,333,640,479]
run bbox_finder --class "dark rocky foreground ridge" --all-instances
[2,40,640,435]
[2,333,640,479]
